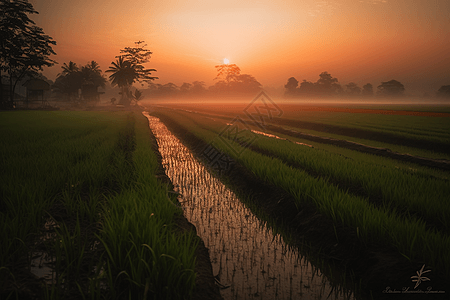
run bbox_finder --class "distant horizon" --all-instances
[29,0,450,97]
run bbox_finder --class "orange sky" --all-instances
[30,0,450,95]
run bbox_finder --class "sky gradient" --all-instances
[30,0,450,96]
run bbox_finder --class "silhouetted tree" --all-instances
[180,82,192,94]
[160,83,178,95]
[213,64,261,94]
[80,61,106,102]
[53,61,82,100]
[436,85,450,99]
[215,63,241,84]
[230,74,262,94]
[362,83,374,97]
[53,61,106,102]
[315,72,341,96]
[345,82,361,97]
[284,77,299,97]
[377,80,405,97]
[0,0,56,108]
[298,80,316,96]
[191,81,206,95]
[106,56,136,105]
[107,41,157,106]
[60,61,79,76]
[209,80,228,94]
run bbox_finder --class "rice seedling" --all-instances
[1,110,200,299]
[152,108,450,280]
[146,113,356,299]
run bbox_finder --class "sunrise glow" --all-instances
[29,0,450,96]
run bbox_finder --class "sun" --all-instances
[223,58,230,64]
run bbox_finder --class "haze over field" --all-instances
[30,0,450,96]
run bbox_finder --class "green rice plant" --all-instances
[96,112,199,299]
[164,109,450,231]
[167,105,450,160]
[154,109,450,278]
[1,110,179,298]
[53,217,87,282]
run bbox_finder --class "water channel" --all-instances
[144,112,354,300]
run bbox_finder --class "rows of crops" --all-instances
[165,103,450,161]
[0,111,198,299]
[151,107,450,282]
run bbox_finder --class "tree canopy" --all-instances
[377,80,405,97]
[284,77,299,97]
[436,85,450,99]
[106,41,157,106]
[283,72,341,98]
[0,0,56,108]
[53,61,106,102]
[212,63,261,94]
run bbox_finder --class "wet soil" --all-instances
[144,114,223,300]
[152,110,449,300]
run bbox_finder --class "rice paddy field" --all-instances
[145,99,450,299]
[0,110,209,300]
[1,100,449,299]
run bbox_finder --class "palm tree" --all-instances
[58,61,79,77]
[54,61,82,100]
[106,56,138,106]
[81,61,106,89]
[80,61,106,103]
[84,61,101,73]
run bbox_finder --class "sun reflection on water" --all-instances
[144,112,353,300]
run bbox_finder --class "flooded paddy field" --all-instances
[145,103,450,300]
[145,112,355,299]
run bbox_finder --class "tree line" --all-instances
[284,72,450,99]
[285,72,404,98]
[145,63,262,99]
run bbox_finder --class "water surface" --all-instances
[144,112,354,300]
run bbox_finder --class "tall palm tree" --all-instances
[106,56,138,106]
[54,61,82,100]
[58,61,79,77]
[84,61,101,73]
[81,61,106,88]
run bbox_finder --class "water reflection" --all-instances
[144,112,353,300]
[250,130,313,147]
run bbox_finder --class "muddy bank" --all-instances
[143,113,222,300]
[152,110,448,300]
